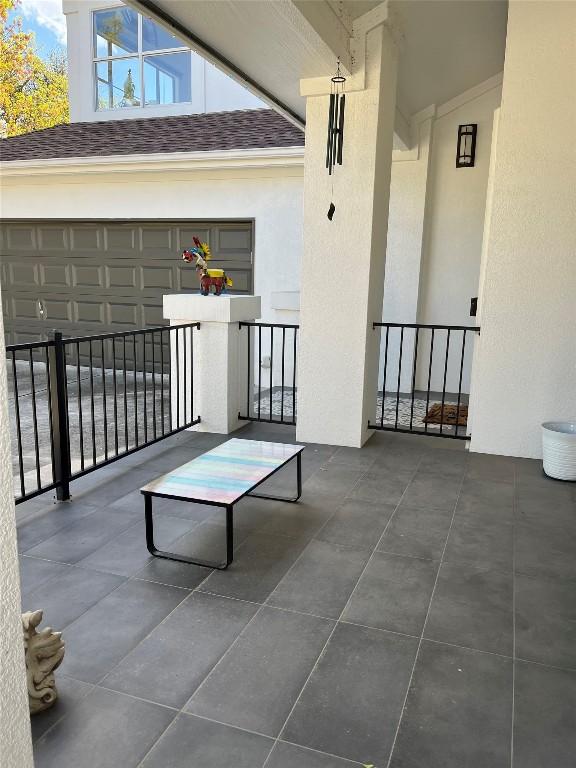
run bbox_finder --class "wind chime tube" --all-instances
[336,94,345,166]
[326,93,335,171]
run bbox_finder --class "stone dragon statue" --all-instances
[22,610,65,714]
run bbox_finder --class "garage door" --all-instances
[0,220,253,344]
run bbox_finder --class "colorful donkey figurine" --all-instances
[182,237,233,296]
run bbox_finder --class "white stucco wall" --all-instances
[63,0,264,123]
[470,0,576,459]
[415,78,502,394]
[0,158,303,324]
[0,279,34,767]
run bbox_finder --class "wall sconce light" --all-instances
[456,124,477,168]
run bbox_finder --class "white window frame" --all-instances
[92,4,194,112]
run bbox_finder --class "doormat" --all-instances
[423,403,468,427]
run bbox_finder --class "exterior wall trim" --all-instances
[0,146,306,177]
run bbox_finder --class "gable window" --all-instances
[93,7,192,111]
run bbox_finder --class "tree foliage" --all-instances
[0,0,69,137]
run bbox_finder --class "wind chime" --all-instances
[326,60,346,220]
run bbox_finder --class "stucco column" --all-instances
[163,294,261,434]
[469,0,576,458]
[0,282,34,766]
[296,23,399,447]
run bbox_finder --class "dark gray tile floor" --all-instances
[18,423,576,768]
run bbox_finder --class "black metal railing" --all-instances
[238,322,298,426]
[369,322,480,440]
[8,323,200,504]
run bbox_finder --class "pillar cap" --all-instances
[163,293,261,323]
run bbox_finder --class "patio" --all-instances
[18,422,576,768]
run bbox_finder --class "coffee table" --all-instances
[140,438,304,570]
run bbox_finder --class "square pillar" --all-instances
[296,23,399,447]
[163,294,261,434]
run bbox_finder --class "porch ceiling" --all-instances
[126,0,507,141]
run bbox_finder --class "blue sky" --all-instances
[9,0,67,60]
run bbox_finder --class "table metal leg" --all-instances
[144,494,233,570]
[247,451,302,503]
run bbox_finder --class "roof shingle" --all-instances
[0,109,304,162]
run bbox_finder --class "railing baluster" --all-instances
[161,328,166,434]
[381,326,390,427]
[11,351,25,499]
[102,339,108,461]
[143,332,148,443]
[29,348,41,491]
[112,337,119,456]
[246,324,251,418]
[440,329,451,435]
[123,335,129,450]
[167,328,172,432]
[190,325,195,422]
[292,328,297,421]
[409,328,420,431]
[175,327,180,429]
[395,327,404,429]
[258,325,262,420]
[281,327,286,424]
[76,341,84,470]
[89,339,96,465]
[425,329,435,434]
[151,330,157,439]
[133,334,138,447]
[45,344,56,485]
[455,330,467,438]
[269,326,274,422]
[183,325,188,425]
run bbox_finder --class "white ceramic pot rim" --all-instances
[542,421,576,435]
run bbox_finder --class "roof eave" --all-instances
[0,146,305,177]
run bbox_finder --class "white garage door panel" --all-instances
[0,221,253,344]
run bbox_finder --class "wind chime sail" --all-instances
[326,61,346,175]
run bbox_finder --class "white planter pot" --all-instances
[542,421,576,481]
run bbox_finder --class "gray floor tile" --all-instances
[515,486,576,532]
[444,515,513,572]
[77,515,198,576]
[465,452,515,483]
[103,592,258,708]
[187,606,333,737]
[72,468,153,506]
[401,470,461,511]
[343,552,438,636]
[389,641,512,768]
[17,501,99,552]
[268,741,363,767]
[134,557,211,589]
[283,623,418,765]
[315,498,396,551]
[417,450,469,478]
[22,567,124,629]
[302,466,364,497]
[347,470,413,505]
[31,675,94,742]
[425,561,513,655]
[267,540,370,619]
[515,522,576,582]
[24,506,142,564]
[515,574,576,669]
[61,579,187,682]
[142,713,272,768]
[377,505,452,560]
[513,661,576,768]
[256,499,335,541]
[110,489,218,523]
[198,531,309,603]
[327,445,378,470]
[456,478,514,523]
[33,687,175,768]
[19,556,71,596]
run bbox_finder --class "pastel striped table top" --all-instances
[141,438,304,505]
